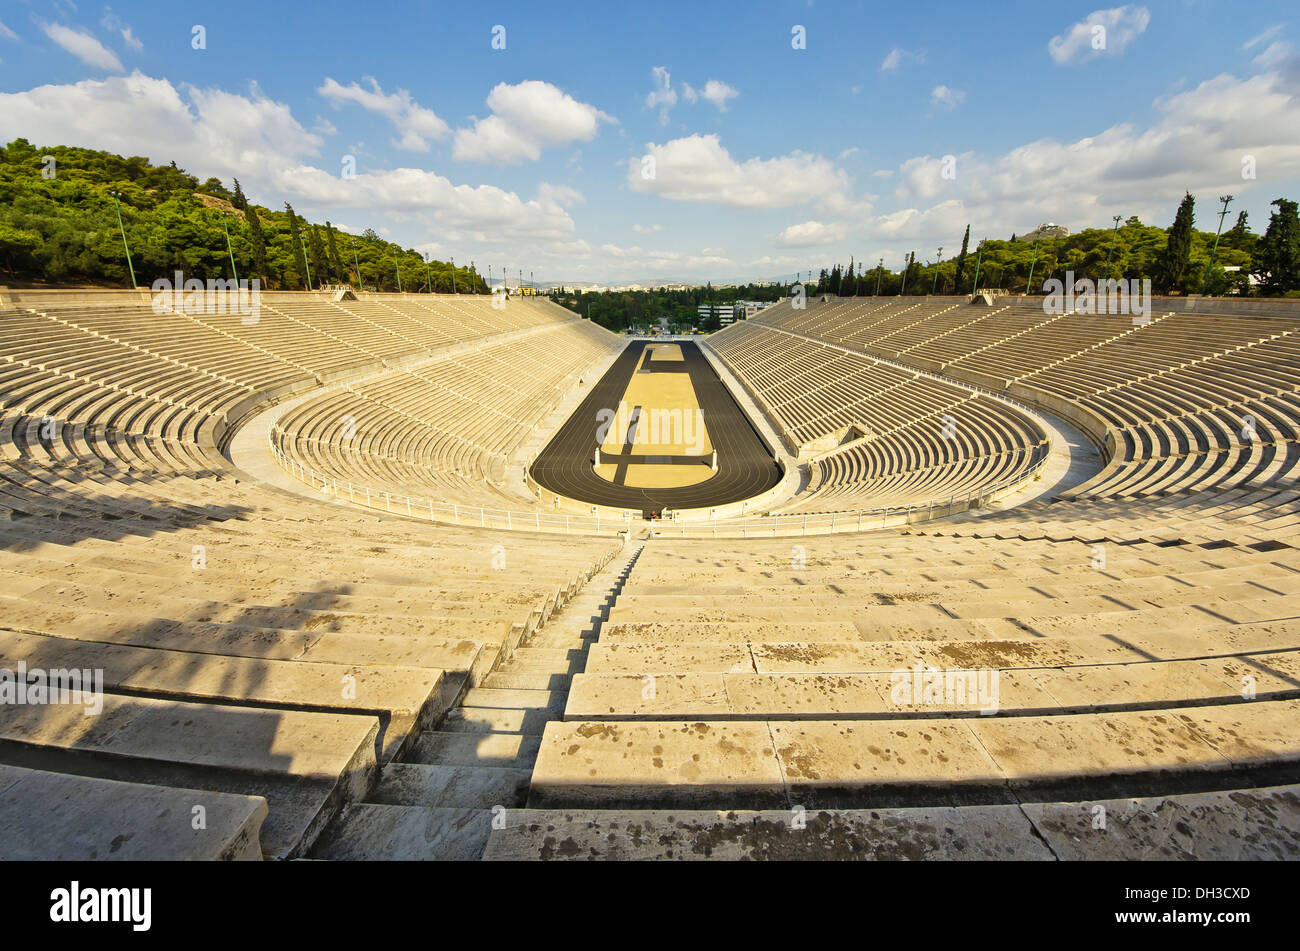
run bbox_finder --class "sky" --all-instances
[1,0,1298,285]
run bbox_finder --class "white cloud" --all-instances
[0,71,580,249]
[1243,24,1284,50]
[42,22,123,71]
[632,223,664,233]
[100,9,143,52]
[453,81,612,165]
[0,19,18,41]
[628,133,851,209]
[697,79,738,111]
[877,60,1300,257]
[1048,6,1150,65]
[646,68,737,121]
[312,115,338,135]
[317,76,450,152]
[839,147,861,160]
[646,66,677,124]
[881,47,924,72]
[774,220,853,248]
[930,85,966,109]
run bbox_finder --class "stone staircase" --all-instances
[308,541,645,860]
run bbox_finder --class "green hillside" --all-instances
[0,138,486,292]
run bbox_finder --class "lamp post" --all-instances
[931,246,943,295]
[1200,195,1234,297]
[451,257,457,295]
[875,258,883,297]
[352,239,363,292]
[424,254,431,294]
[109,192,138,290]
[972,241,984,293]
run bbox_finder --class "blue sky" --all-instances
[2,0,1299,284]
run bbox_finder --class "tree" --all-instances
[284,203,310,289]
[1155,191,1195,293]
[953,225,970,293]
[324,222,345,284]
[307,224,328,285]
[243,202,268,282]
[1252,198,1300,295]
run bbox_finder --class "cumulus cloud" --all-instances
[453,80,613,165]
[42,22,123,71]
[317,76,450,152]
[1048,6,1150,65]
[628,134,851,209]
[930,85,966,109]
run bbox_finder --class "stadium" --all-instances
[0,1,1298,891]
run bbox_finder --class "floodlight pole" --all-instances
[424,254,431,293]
[932,246,943,295]
[972,242,984,293]
[900,254,912,296]
[451,257,457,295]
[875,258,883,296]
[1200,195,1234,297]
[1103,215,1122,284]
[352,240,363,291]
[393,255,401,293]
[222,219,239,283]
[1025,238,1040,295]
[110,192,138,290]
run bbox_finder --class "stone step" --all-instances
[483,669,573,691]
[460,686,568,713]
[411,731,543,769]
[0,692,379,858]
[484,784,1300,860]
[440,705,558,735]
[529,699,1300,809]
[370,763,530,809]
[308,804,492,860]
[0,763,268,861]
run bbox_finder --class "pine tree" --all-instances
[285,203,310,289]
[953,225,970,293]
[231,178,247,211]
[1252,198,1300,295]
[1155,191,1196,293]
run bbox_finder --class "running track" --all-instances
[530,339,782,513]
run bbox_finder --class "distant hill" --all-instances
[1013,222,1070,243]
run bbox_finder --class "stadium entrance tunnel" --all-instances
[529,340,782,514]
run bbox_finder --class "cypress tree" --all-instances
[307,225,328,287]
[241,197,268,284]
[324,222,345,284]
[285,203,310,289]
[1155,191,1196,293]
[953,225,970,293]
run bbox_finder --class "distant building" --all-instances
[697,303,737,326]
